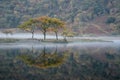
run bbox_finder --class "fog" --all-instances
[0,33,120,41]
[0,32,120,49]
[0,33,63,39]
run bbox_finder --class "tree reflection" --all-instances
[1,45,120,80]
[18,46,68,68]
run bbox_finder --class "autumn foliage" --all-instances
[18,16,66,40]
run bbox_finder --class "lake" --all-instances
[0,41,120,80]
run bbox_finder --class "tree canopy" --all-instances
[49,18,65,40]
[18,19,36,39]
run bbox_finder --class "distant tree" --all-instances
[2,29,13,38]
[62,29,75,41]
[18,19,36,39]
[106,17,116,24]
[93,5,104,16]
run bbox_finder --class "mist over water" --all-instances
[0,41,120,49]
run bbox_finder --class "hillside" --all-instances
[0,0,120,35]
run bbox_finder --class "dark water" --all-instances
[0,42,120,80]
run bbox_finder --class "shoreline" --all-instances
[0,32,120,43]
[0,37,114,44]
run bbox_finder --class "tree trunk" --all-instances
[32,32,34,39]
[64,36,67,42]
[55,32,58,40]
[43,47,46,56]
[43,31,46,40]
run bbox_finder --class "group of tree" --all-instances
[18,16,66,40]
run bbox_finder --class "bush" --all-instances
[106,17,116,24]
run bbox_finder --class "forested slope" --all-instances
[0,0,120,34]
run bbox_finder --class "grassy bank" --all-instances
[0,38,19,43]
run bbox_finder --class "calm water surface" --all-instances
[0,41,120,80]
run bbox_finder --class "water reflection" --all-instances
[0,43,120,80]
[18,47,68,68]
